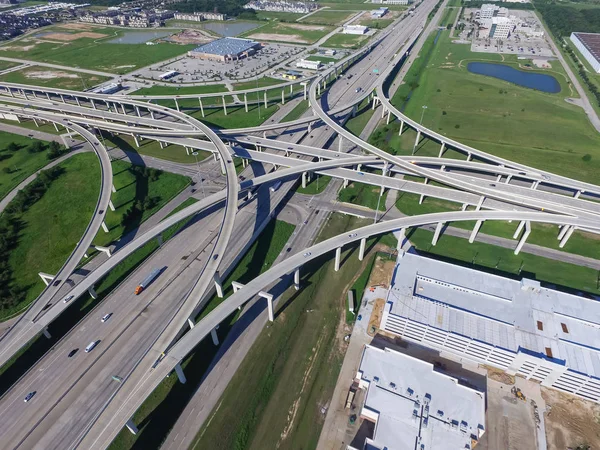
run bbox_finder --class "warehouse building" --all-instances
[571,32,600,73]
[380,251,600,404]
[343,24,369,35]
[348,345,485,450]
[188,37,261,62]
[371,7,388,18]
[296,58,322,70]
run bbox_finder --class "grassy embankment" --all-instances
[190,213,397,450]
[108,220,296,450]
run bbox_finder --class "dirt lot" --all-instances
[168,29,212,45]
[42,32,107,42]
[247,33,310,44]
[24,70,78,79]
[543,387,600,450]
[367,298,385,336]
[367,256,395,288]
[56,23,97,31]
[285,23,327,31]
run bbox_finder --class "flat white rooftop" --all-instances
[380,251,600,403]
[357,345,485,450]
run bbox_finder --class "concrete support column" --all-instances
[414,130,421,150]
[108,199,115,212]
[432,222,445,246]
[244,93,248,112]
[338,135,343,152]
[198,98,205,118]
[174,98,180,112]
[91,99,97,110]
[53,122,60,133]
[132,134,140,148]
[358,237,366,261]
[469,220,483,243]
[60,94,65,103]
[121,104,127,115]
[294,267,300,291]
[396,228,406,251]
[264,91,267,108]
[159,141,166,149]
[281,89,285,105]
[334,247,342,272]
[302,172,307,189]
[303,83,307,100]
[557,224,571,241]
[386,109,392,124]
[187,317,195,329]
[150,109,156,120]
[101,221,109,233]
[42,328,51,339]
[88,286,98,299]
[398,120,404,136]
[514,221,531,255]
[32,118,39,127]
[317,83,321,96]
[74,96,81,107]
[210,328,219,346]
[574,190,582,199]
[112,184,117,193]
[214,271,223,298]
[513,220,526,240]
[174,363,186,384]
[222,95,227,115]
[381,105,386,119]
[475,196,485,211]
[135,106,141,117]
[290,84,293,94]
[531,180,540,190]
[467,153,472,162]
[343,178,349,189]
[439,142,445,158]
[126,419,139,435]
[559,226,575,248]
[259,291,274,322]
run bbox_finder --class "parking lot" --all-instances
[130,43,304,83]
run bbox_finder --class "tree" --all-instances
[28,141,44,154]
[7,142,19,152]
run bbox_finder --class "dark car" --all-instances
[68,349,78,358]
[24,391,36,403]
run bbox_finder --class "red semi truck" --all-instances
[135,268,161,295]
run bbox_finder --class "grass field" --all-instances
[306,54,338,64]
[0,60,19,71]
[132,84,229,107]
[380,15,600,185]
[319,2,406,11]
[345,98,375,136]
[191,102,279,129]
[243,21,335,44]
[300,9,354,25]
[0,131,54,200]
[0,117,62,135]
[190,213,397,450]
[0,25,194,74]
[255,11,304,21]
[338,180,387,210]
[282,99,310,122]
[108,219,295,450]
[0,65,109,91]
[103,132,211,164]
[232,77,283,90]
[322,32,370,49]
[295,173,331,195]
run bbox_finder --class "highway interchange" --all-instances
[1,0,600,448]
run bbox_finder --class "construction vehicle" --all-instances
[511,386,526,401]
[135,268,161,295]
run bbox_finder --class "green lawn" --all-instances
[0,66,109,91]
[295,173,331,194]
[0,117,63,135]
[0,60,19,71]
[108,220,296,450]
[300,9,354,25]
[282,99,310,122]
[103,132,211,164]
[321,32,370,49]
[191,102,279,129]
[255,11,304,21]
[319,2,406,10]
[0,25,194,74]
[242,21,335,44]
[306,54,338,64]
[132,84,229,107]
[189,213,397,450]
[232,77,284,90]
[338,180,387,210]
[408,227,600,295]
[0,131,55,200]
[383,17,600,185]
[345,98,376,137]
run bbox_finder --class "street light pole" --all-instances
[420,105,428,125]
[192,151,206,199]
[412,105,427,156]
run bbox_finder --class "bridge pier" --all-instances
[343,178,349,188]
[74,96,81,107]
[317,83,321,96]
[150,109,156,120]
[132,134,140,148]
[294,267,300,290]
[396,228,406,251]
[302,172,307,188]
[467,153,472,162]
[101,221,109,233]
[259,291,274,322]
[338,135,343,152]
[222,95,227,116]
[531,180,540,190]
[438,142,445,158]
[126,419,139,435]
[514,221,531,255]
[413,130,421,153]
[88,286,98,299]
[42,328,51,339]
[174,363,186,384]
[557,224,571,241]
[214,271,223,298]
[32,118,39,127]
[38,272,54,286]
[359,237,366,261]
[513,220,526,240]
[121,104,127,115]
[281,89,285,105]
[174,98,180,112]
[159,141,166,149]
[559,226,575,248]
[398,120,404,136]
[198,98,205,118]
[187,317,195,329]
[53,122,60,133]
[432,222,445,246]
[135,106,141,117]
[211,327,219,346]
[303,83,307,100]
[244,93,248,112]
[574,190,582,199]
[90,99,96,110]
[381,105,387,119]
[469,220,483,243]
[112,184,117,193]
[334,247,342,272]
[264,91,268,108]
[386,109,392,125]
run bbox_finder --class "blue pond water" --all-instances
[467,62,561,93]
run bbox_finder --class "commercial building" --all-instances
[370,7,388,18]
[187,37,261,62]
[296,58,322,70]
[173,12,227,21]
[380,251,600,404]
[91,83,122,95]
[243,0,318,14]
[282,70,302,80]
[349,345,486,450]
[371,0,413,5]
[159,70,178,80]
[477,5,517,39]
[571,32,600,73]
[343,24,369,35]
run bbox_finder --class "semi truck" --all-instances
[135,268,161,295]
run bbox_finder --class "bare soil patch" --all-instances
[0,44,36,52]
[247,33,309,44]
[42,32,106,42]
[169,29,212,45]
[368,256,394,288]
[56,23,96,31]
[543,387,600,450]
[485,366,515,385]
[284,23,327,31]
[367,298,385,336]
[24,70,78,79]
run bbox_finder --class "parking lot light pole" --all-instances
[192,152,206,199]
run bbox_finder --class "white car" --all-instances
[303,252,312,257]
[101,313,112,323]
[63,295,74,304]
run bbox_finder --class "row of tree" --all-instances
[0,167,63,311]
[565,44,600,107]
[535,0,600,37]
